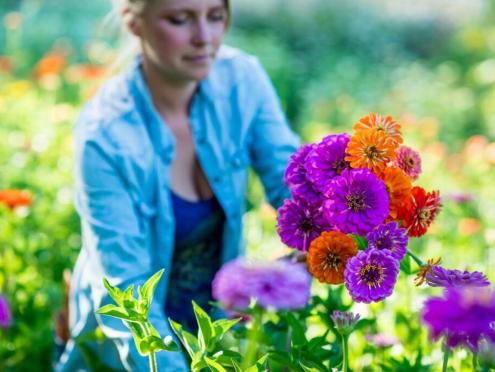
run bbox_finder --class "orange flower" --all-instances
[0,190,33,210]
[307,231,358,284]
[353,112,403,145]
[345,128,398,174]
[378,167,412,219]
[34,52,66,79]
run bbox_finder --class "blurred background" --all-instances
[1,0,494,370]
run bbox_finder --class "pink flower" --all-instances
[395,146,422,180]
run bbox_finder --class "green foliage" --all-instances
[96,269,179,361]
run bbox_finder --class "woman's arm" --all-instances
[74,134,188,371]
[247,58,300,209]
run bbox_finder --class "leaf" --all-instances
[300,362,322,372]
[95,304,135,322]
[123,284,135,301]
[213,318,241,339]
[192,300,216,351]
[204,356,228,372]
[400,255,412,275]
[102,278,124,306]
[169,318,200,358]
[141,269,165,312]
[143,335,179,352]
[245,354,269,372]
[231,359,243,372]
[351,234,368,250]
[286,312,307,347]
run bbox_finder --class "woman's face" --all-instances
[130,0,227,83]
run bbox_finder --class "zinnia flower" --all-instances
[422,287,495,351]
[378,167,412,219]
[345,128,398,174]
[212,259,312,311]
[305,133,351,194]
[366,222,408,261]
[277,198,332,251]
[307,231,358,284]
[395,146,422,180]
[415,257,442,286]
[353,113,403,145]
[323,168,389,235]
[398,186,442,237]
[0,295,12,329]
[344,249,400,303]
[424,266,490,288]
[0,189,32,210]
[284,144,321,204]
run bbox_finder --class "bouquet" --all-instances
[277,112,442,303]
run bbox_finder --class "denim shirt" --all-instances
[56,46,299,372]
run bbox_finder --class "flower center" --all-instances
[359,264,384,287]
[418,209,431,225]
[332,159,348,175]
[405,157,415,169]
[365,145,380,160]
[323,253,341,270]
[375,236,392,250]
[299,217,315,233]
[346,193,367,212]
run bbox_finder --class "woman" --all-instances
[56,0,299,370]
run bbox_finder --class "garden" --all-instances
[1,0,495,371]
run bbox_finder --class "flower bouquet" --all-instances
[277,112,443,303]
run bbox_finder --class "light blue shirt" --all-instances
[56,46,299,371]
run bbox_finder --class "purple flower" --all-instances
[425,266,490,288]
[305,133,351,194]
[322,168,389,235]
[422,287,495,351]
[344,249,400,303]
[284,144,322,204]
[277,197,333,251]
[366,221,408,260]
[0,294,12,329]
[447,192,475,204]
[212,259,312,311]
[365,333,399,348]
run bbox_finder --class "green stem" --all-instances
[472,351,478,372]
[406,249,425,267]
[149,351,157,372]
[341,333,349,372]
[442,343,450,372]
[242,307,263,369]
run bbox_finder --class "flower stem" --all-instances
[442,343,450,372]
[149,351,157,372]
[341,333,350,372]
[243,307,263,369]
[407,249,425,267]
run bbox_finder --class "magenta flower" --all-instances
[422,287,495,351]
[344,249,400,303]
[277,197,333,251]
[425,266,490,288]
[284,144,322,204]
[395,146,422,180]
[0,294,12,329]
[447,192,475,204]
[366,221,408,261]
[323,168,389,235]
[212,259,312,311]
[305,133,351,194]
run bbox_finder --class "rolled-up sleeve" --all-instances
[246,58,300,209]
[74,132,188,371]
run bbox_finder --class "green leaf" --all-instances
[123,284,135,301]
[127,322,148,356]
[102,278,125,306]
[400,255,412,275]
[212,350,243,366]
[213,318,241,339]
[286,312,307,347]
[204,356,228,372]
[141,268,165,311]
[95,304,135,322]
[306,330,329,352]
[300,362,321,372]
[244,354,269,372]
[169,318,200,358]
[351,234,368,250]
[144,335,179,352]
[231,359,243,372]
[192,300,216,351]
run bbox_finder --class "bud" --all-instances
[331,310,360,336]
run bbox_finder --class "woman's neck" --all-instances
[142,59,198,117]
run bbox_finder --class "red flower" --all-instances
[0,190,33,210]
[398,186,441,237]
